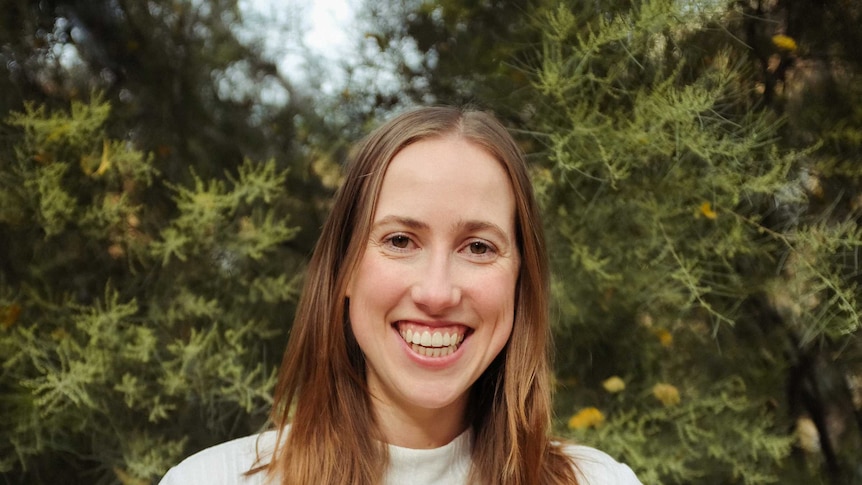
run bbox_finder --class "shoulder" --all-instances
[562,444,643,485]
[158,431,278,485]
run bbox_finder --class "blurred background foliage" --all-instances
[1,0,861,484]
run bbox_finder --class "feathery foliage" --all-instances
[0,96,300,483]
[529,0,862,483]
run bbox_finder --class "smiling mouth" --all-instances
[396,323,468,358]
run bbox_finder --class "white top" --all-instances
[159,428,641,485]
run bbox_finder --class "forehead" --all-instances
[381,136,512,191]
[372,136,516,224]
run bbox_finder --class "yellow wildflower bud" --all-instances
[652,383,681,407]
[772,34,798,52]
[602,376,626,393]
[699,201,718,220]
[654,328,673,347]
[567,407,605,430]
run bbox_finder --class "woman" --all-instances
[160,107,641,484]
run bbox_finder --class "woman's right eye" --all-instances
[386,234,411,249]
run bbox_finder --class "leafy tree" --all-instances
[0,2,353,483]
[538,1,862,483]
[731,0,862,481]
[0,0,336,252]
[0,95,300,484]
[528,2,798,483]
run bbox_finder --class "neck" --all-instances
[372,394,469,449]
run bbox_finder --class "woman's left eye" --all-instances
[465,241,494,256]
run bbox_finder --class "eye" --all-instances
[462,240,497,259]
[468,241,490,255]
[385,234,413,250]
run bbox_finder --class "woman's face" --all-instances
[346,135,519,433]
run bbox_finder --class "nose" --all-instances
[410,251,461,314]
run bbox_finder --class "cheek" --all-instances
[480,272,518,341]
[347,254,404,331]
[481,282,517,375]
[345,249,376,299]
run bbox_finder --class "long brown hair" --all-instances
[265,106,578,484]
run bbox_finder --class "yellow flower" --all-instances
[652,383,681,407]
[567,407,605,430]
[772,34,798,52]
[602,376,626,393]
[699,201,718,220]
[653,328,673,347]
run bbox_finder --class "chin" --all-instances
[401,385,469,411]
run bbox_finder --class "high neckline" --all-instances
[384,428,473,485]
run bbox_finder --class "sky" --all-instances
[240,0,359,95]
[302,0,357,57]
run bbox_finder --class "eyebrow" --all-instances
[373,215,511,242]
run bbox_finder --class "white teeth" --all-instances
[398,327,466,348]
[410,342,459,357]
[398,326,467,357]
[431,332,443,347]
